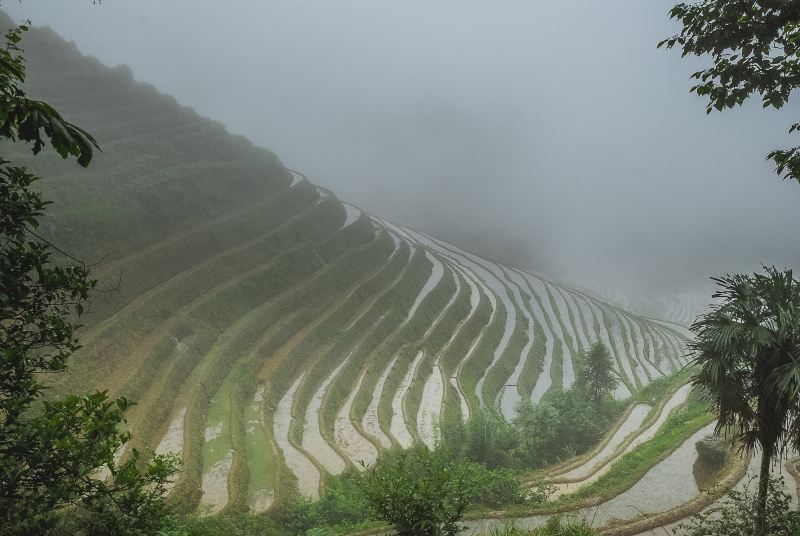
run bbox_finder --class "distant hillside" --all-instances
[1,16,291,263]
[8,19,692,514]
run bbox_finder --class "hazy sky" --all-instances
[7,1,800,293]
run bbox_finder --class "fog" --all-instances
[8,1,800,295]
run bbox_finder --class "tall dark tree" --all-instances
[0,23,176,535]
[659,0,800,184]
[580,342,618,405]
[690,267,800,536]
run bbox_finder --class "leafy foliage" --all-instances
[441,370,620,473]
[244,454,529,535]
[360,445,484,536]
[659,0,800,183]
[680,476,800,536]
[690,267,800,535]
[513,389,617,469]
[0,21,98,166]
[156,513,284,536]
[274,469,370,534]
[486,517,600,536]
[575,342,617,405]
[0,23,177,535]
[439,408,520,469]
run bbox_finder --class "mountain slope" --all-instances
[8,20,691,513]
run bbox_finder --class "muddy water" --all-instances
[334,371,379,467]
[362,355,398,449]
[390,351,424,448]
[633,449,799,535]
[463,423,717,533]
[623,384,692,454]
[273,374,320,499]
[557,404,652,482]
[156,407,187,455]
[588,422,715,523]
[404,251,444,323]
[200,449,233,514]
[417,366,444,449]
[302,361,348,475]
[539,386,688,496]
[498,267,536,422]
[506,269,554,404]
[249,489,274,514]
[338,203,361,231]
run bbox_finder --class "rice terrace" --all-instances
[2,3,800,536]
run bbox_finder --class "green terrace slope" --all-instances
[8,21,693,514]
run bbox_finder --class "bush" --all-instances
[532,517,599,535]
[475,467,529,508]
[361,445,484,536]
[440,388,620,473]
[271,469,369,534]
[680,476,800,536]
[513,389,617,468]
[486,517,599,535]
[440,410,518,469]
[159,513,282,536]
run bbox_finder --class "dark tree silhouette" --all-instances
[690,267,800,536]
[0,23,176,535]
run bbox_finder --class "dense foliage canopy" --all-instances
[577,342,618,405]
[660,0,800,183]
[690,267,800,535]
[0,23,176,535]
[360,446,484,536]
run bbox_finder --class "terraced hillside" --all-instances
[10,21,692,515]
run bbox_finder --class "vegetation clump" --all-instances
[690,268,800,535]
[441,343,622,472]
[680,477,800,536]
[576,342,618,405]
[487,517,599,536]
[0,22,177,535]
[660,0,800,184]
[360,445,483,536]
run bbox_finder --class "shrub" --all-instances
[680,476,800,536]
[361,445,484,536]
[158,513,282,536]
[440,410,518,469]
[271,469,369,534]
[475,467,529,508]
[513,390,616,468]
[486,517,599,535]
[532,517,599,535]
[440,389,620,474]
[0,23,178,535]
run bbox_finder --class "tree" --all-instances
[659,0,800,184]
[360,446,483,536]
[513,390,610,468]
[0,22,177,534]
[579,342,618,404]
[439,408,518,469]
[689,267,800,536]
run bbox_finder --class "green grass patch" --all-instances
[243,388,275,509]
[201,378,235,470]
